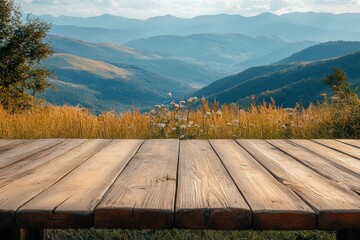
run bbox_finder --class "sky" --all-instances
[15,0,360,19]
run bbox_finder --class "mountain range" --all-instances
[33,13,360,113]
[194,41,360,107]
[40,13,360,43]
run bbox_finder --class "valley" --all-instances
[36,13,360,113]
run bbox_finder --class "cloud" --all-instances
[15,0,360,18]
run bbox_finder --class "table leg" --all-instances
[0,228,44,240]
[337,230,360,240]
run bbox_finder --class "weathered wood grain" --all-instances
[0,139,109,228]
[0,140,31,154]
[0,140,23,147]
[337,139,360,149]
[16,140,143,228]
[290,140,360,175]
[176,140,251,230]
[210,139,315,230]
[94,139,179,229]
[238,140,360,230]
[268,140,360,193]
[0,139,87,188]
[313,139,360,159]
[0,139,64,169]
[0,140,13,145]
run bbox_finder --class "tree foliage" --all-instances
[0,0,53,112]
[324,68,360,138]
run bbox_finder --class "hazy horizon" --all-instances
[25,11,360,21]
[15,0,360,19]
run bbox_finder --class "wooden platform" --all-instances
[0,139,359,238]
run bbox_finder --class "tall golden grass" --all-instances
[0,97,337,139]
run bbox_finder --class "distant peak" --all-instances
[146,14,178,20]
[256,12,279,18]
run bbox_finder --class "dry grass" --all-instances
[0,97,336,139]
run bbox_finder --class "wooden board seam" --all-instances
[311,140,360,160]
[0,140,89,189]
[336,140,360,149]
[0,139,66,170]
[91,140,145,227]
[209,140,254,228]
[266,140,359,189]
[13,139,111,220]
[0,140,34,154]
[287,140,359,178]
[173,140,181,228]
[236,140,320,228]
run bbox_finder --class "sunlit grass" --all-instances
[0,97,337,139]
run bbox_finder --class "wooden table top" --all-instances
[0,139,359,230]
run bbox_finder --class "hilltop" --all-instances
[42,53,192,113]
[194,42,360,107]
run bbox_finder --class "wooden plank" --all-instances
[238,140,360,230]
[0,140,21,147]
[210,139,315,230]
[0,140,12,145]
[0,139,64,169]
[268,140,360,193]
[337,139,360,149]
[0,140,33,156]
[313,139,360,159]
[17,140,143,228]
[0,139,109,228]
[94,139,179,229]
[0,139,29,146]
[0,139,87,188]
[290,140,360,175]
[175,140,251,230]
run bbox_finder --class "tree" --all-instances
[324,68,360,138]
[0,0,54,112]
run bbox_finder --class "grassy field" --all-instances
[0,97,341,139]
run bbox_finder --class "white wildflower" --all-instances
[156,123,166,128]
